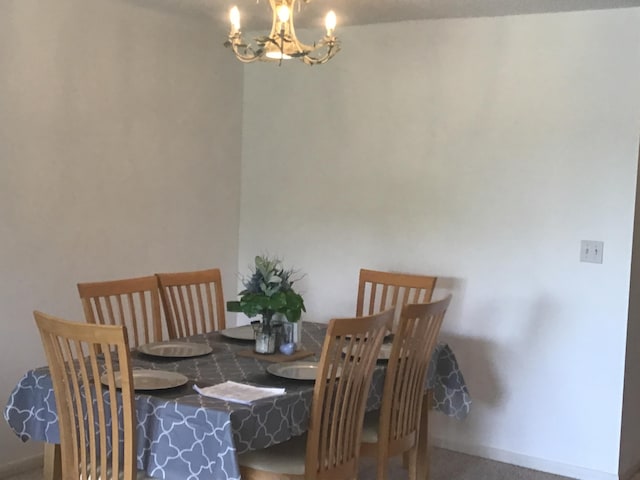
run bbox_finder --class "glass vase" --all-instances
[281,318,302,352]
[253,313,276,354]
[253,324,276,354]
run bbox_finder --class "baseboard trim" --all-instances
[0,453,43,479]
[431,436,619,480]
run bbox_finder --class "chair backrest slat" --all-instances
[306,308,392,480]
[379,296,452,455]
[77,275,162,348]
[34,311,137,480]
[356,269,437,330]
[156,268,226,338]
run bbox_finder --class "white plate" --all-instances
[267,361,321,381]
[377,343,393,360]
[101,369,189,391]
[138,341,212,358]
[220,325,255,341]
[342,343,393,360]
[345,330,393,341]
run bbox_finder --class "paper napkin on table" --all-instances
[193,381,285,405]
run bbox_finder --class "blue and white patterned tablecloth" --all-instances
[4,322,471,480]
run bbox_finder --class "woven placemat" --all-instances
[236,348,315,363]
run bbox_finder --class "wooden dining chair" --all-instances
[34,311,151,480]
[356,269,437,330]
[359,295,452,480]
[77,275,163,349]
[155,268,226,339]
[238,308,394,480]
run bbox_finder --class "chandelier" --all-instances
[225,0,340,65]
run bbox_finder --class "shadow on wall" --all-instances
[437,293,562,410]
[433,275,464,319]
[439,332,504,408]
[433,276,505,408]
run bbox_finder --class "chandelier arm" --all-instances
[278,28,285,66]
[226,33,263,63]
[301,37,340,65]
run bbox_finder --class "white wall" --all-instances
[0,0,243,467]
[240,9,640,478]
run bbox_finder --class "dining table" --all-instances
[4,321,471,480]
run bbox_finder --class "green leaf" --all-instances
[226,300,242,312]
[230,255,305,321]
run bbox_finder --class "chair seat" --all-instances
[135,470,154,480]
[361,410,381,444]
[238,435,307,476]
[83,466,154,480]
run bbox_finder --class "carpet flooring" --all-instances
[3,447,583,480]
[361,448,571,480]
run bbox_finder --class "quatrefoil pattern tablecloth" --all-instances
[4,322,471,480]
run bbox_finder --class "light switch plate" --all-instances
[580,240,604,264]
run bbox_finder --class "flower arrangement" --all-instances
[226,255,306,324]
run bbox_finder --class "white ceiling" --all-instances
[144,0,640,30]
[269,0,640,28]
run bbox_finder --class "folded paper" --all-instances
[194,381,285,404]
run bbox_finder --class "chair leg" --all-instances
[43,443,61,480]
[402,450,410,468]
[415,391,432,480]
[407,446,418,480]
[376,455,388,480]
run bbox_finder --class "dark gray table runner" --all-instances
[4,322,471,480]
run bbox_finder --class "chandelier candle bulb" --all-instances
[277,5,290,23]
[229,6,240,33]
[325,11,336,36]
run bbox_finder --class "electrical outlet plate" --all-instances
[580,240,604,264]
